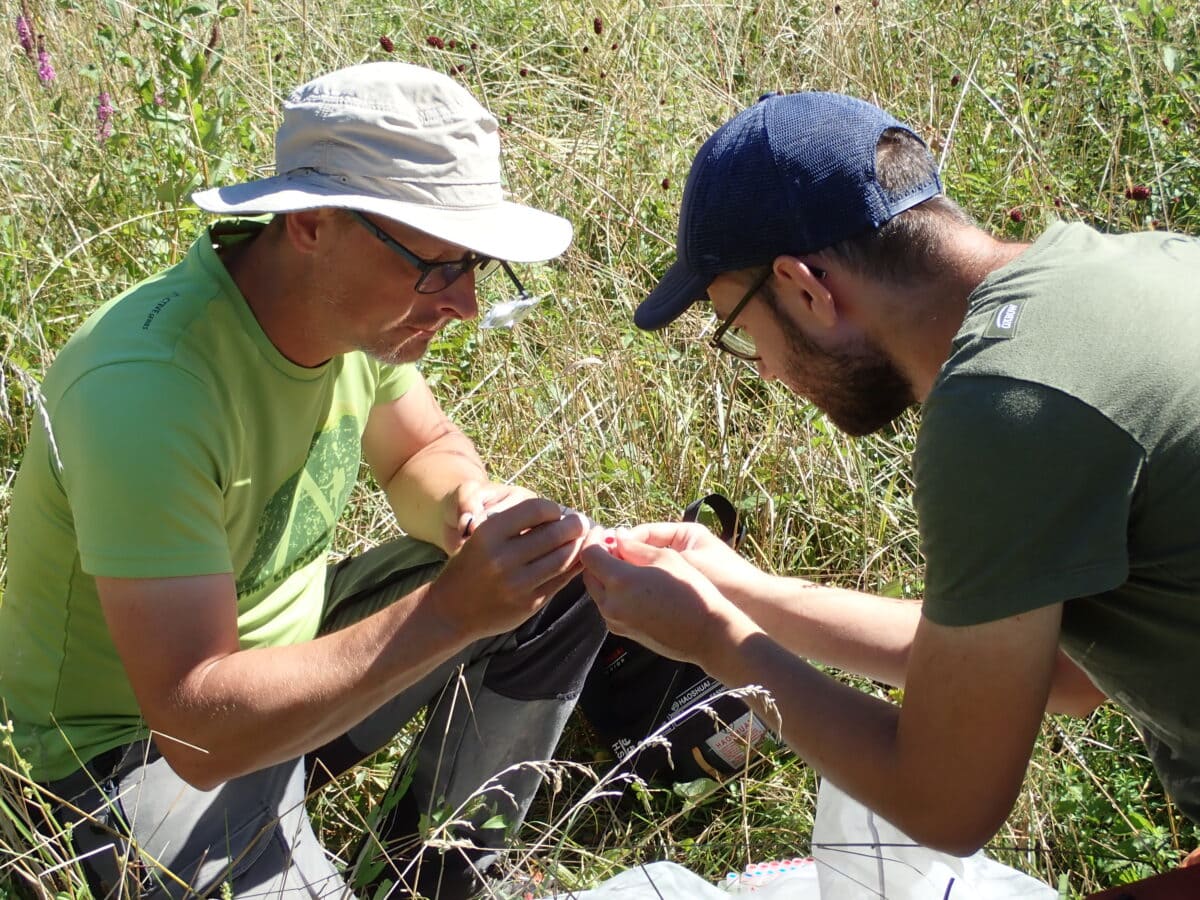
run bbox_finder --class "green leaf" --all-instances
[672,776,719,803]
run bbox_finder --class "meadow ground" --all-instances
[2,0,1199,896]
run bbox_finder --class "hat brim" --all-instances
[634,259,713,331]
[191,172,572,263]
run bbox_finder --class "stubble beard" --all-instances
[768,299,916,437]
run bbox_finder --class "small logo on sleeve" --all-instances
[983,301,1022,339]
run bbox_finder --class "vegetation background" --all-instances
[2,0,1199,896]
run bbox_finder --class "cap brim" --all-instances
[634,259,713,331]
[192,172,572,263]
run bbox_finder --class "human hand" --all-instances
[428,497,589,641]
[579,534,762,667]
[440,479,539,553]
[623,521,771,605]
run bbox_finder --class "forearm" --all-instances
[703,628,1018,855]
[737,576,1104,716]
[162,586,466,789]
[735,575,920,686]
[385,428,487,549]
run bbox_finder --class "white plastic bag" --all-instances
[550,778,1055,899]
[811,779,1056,899]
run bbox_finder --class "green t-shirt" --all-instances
[916,221,1200,821]
[0,219,419,780]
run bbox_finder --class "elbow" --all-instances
[1047,682,1107,718]
[154,739,227,792]
[893,793,1011,859]
[904,817,997,859]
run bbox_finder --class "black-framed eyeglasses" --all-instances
[709,263,826,361]
[348,210,528,298]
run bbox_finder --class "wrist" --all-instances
[411,579,477,650]
[698,606,768,680]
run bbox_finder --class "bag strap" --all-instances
[681,492,745,548]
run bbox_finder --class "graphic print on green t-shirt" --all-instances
[0,219,419,780]
[238,415,361,598]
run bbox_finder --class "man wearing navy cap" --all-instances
[581,91,1200,854]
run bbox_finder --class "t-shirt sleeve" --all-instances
[371,360,420,405]
[916,376,1143,626]
[54,363,234,578]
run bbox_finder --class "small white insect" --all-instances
[478,292,546,329]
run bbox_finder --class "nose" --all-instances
[438,270,479,322]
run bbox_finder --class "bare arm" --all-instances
[704,605,1060,855]
[736,575,1105,716]
[624,521,1106,716]
[582,536,1063,855]
[363,379,490,552]
[99,499,588,790]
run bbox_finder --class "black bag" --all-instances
[578,494,771,783]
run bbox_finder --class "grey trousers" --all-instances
[43,537,606,900]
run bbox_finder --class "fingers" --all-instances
[477,497,577,540]
[457,483,547,537]
[626,521,713,550]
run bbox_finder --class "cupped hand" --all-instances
[440,479,539,553]
[623,521,771,605]
[428,497,589,642]
[579,534,761,667]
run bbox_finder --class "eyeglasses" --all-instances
[709,267,773,361]
[708,263,826,362]
[348,210,528,298]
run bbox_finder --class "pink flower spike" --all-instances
[96,91,114,145]
[16,14,33,53]
[36,43,55,83]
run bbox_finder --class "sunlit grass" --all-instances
[3,0,1199,895]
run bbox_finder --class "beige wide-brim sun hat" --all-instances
[192,62,572,263]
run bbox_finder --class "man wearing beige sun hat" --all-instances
[2,62,605,899]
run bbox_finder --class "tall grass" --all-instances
[3,0,1199,896]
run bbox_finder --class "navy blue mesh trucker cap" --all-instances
[635,91,942,330]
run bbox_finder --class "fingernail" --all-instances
[461,515,474,537]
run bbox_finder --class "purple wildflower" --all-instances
[36,35,54,84]
[96,91,114,145]
[154,92,165,106]
[16,14,33,54]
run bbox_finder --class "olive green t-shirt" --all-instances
[0,219,419,780]
[916,221,1200,821]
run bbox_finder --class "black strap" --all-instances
[681,492,745,548]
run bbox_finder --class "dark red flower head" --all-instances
[1125,185,1150,201]
[1008,207,1024,223]
[379,35,394,52]
[426,35,445,49]
[594,16,603,35]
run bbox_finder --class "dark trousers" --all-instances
[41,537,605,900]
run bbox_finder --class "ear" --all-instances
[773,255,837,329]
[282,208,331,255]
